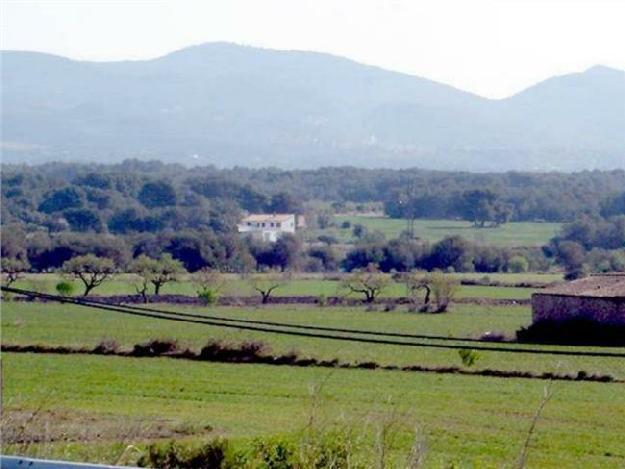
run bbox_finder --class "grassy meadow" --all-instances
[3,352,625,468]
[4,271,624,468]
[308,216,562,247]
[3,300,624,378]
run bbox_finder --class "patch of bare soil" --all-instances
[1,408,214,445]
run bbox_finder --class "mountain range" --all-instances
[1,42,624,171]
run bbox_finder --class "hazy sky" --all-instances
[2,0,624,98]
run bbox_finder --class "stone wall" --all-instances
[15,293,529,307]
[532,293,625,326]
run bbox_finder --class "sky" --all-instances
[2,0,624,99]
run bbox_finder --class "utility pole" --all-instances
[399,179,418,239]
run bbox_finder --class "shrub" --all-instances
[135,422,420,468]
[458,349,480,367]
[477,275,491,285]
[55,280,75,297]
[193,268,224,305]
[564,264,590,281]
[137,438,230,468]
[428,272,459,312]
[199,340,269,362]
[298,431,351,468]
[198,289,219,306]
[317,294,327,307]
[249,436,295,468]
[93,338,119,354]
[507,255,529,273]
[132,339,179,356]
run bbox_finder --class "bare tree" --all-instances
[130,254,185,298]
[248,271,289,304]
[341,267,389,303]
[1,257,30,288]
[62,254,115,296]
[150,254,185,295]
[401,271,458,312]
[401,271,432,311]
[130,255,158,303]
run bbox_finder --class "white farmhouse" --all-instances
[237,213,303,242]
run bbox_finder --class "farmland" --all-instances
[3,287,625,467]
[307,216,562,247]
[4,300,624,376]
[3,351,625,468]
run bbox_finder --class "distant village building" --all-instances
[531,274,625,326]
[237,213,304,242]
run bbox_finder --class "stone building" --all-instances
[531,273,625,326]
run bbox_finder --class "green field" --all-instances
[2,303,625,378]
[4,291,624,467]
[3,353,625,467]
[13,274,542,300]
[309,216,562,247]
[3,301,624,379]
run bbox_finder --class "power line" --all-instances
[4,286,625,358]
[76,295,516,344]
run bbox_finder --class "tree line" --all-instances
[0,221,546,277]
[3,161,625,236]
[549,213,625,278]
[2,160,624,280]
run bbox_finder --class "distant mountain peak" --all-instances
[1,45,623,171]
[584,64,624,73]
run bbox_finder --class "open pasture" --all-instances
[3,301,624,378]
[3,291,625,468]
[3,270,620,468]
[3,352,625,468]
[314,216,562,247]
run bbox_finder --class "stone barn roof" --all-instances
[537,273,625,298]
